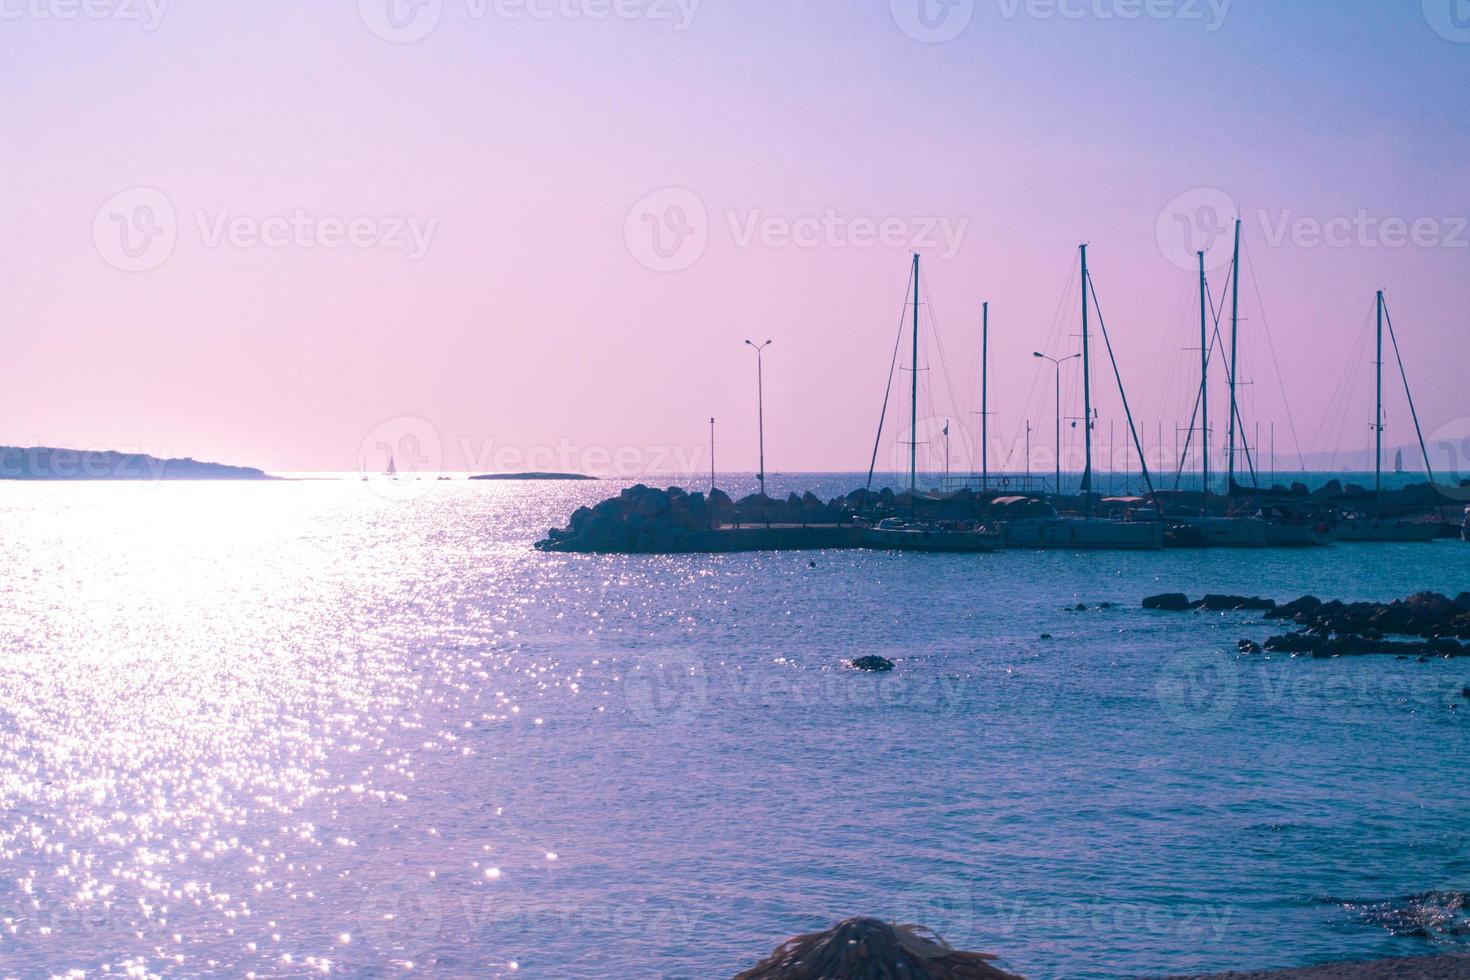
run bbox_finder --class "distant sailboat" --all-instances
[386,454,398,480]
[1395,448,1405,474]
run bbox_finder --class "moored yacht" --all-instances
[1334,512,1439,543]
[994,497,1165,550]
[862,518,1004,552]
[1257,505,1334,547]
[1170,515,1270,547]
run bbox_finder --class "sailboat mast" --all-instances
[1376,289,1384,501]
[1080,244,1093,500]
[910,252,920,493]
[981,301,989,489]
[1199,249,1210,497]
[1227,218,1241,501]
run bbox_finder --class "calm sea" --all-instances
[1,476,1466,979]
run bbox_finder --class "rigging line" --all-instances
[1203,258,1258,489]
[1144,279,1190,406]
[1004,253,1078,474]
[1151,281,1192,474]
[1176,273,1232,488]
[1236,399,1259,487]
[865,272,913,491]
[1309,305,1365,453]
[1212,315,1259,489]
[1174,337,1215,488]
[1311,306,1372,472]
[961,304,985,475]
[1382,299,1444,516]
[1174,384,1202,490]
[921,274,972,475]
[1242,236,1308,473]
[1173,274,1227,489]
[1176,271,1234,481]
[1086,272,1160,508]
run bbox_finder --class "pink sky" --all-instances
[3,1,1467,476]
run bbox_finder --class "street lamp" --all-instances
[744,339,772,499]
[1034,351,1080,495]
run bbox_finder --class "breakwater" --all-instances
[532,483,1001,554]
[533,481,1462,555]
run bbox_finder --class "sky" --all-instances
[2,0,1468,478]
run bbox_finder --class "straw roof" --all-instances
[734,917,1024,980]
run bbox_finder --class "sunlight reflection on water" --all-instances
[1,479,1468,978]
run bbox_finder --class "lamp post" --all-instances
[744,339,772,499]
[1034,351,1080,495]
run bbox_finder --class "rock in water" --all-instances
[1142,593,1193,612]
[848,655,895,672]
[1198,594,1277,612]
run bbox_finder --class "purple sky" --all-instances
[3,1,1468,476]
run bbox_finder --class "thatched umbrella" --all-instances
[734,917,1024,980]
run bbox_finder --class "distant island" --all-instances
[469,472,597,481]
[0,446,271,481]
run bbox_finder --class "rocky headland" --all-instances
[0,446,270,481]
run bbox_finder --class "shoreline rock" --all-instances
[1147,952,1470,979]
[1142,593,1276,612]
[1147,591,1470,658]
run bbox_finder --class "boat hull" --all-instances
[1335,519,1441,543]
[1170,516,1270,548]
[1264,524,1335,547]
[860,528,1004,552]
[1001,518,1165,551]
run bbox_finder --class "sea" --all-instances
[0,473,1467,979]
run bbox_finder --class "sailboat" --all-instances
[999,245,1164,551]
[1210,219,1332,547]
[862,254,1004,553]
[1168,234,1271,546]
[1335,290,1440,542]
[386,454,398,480]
